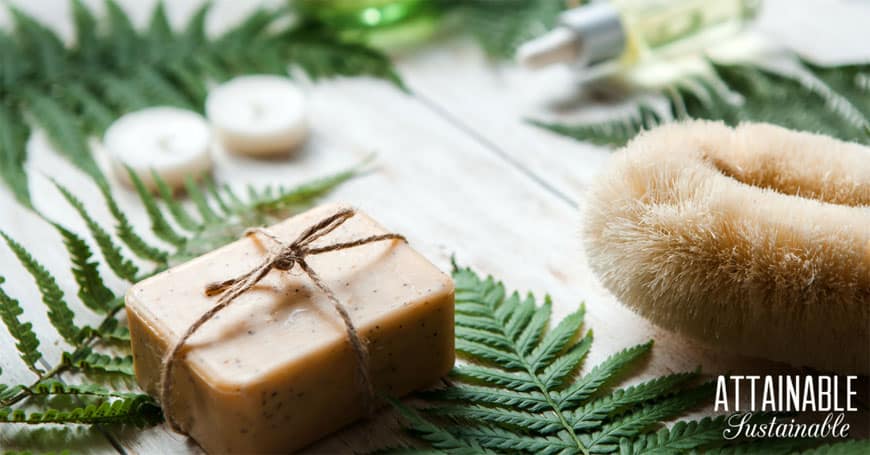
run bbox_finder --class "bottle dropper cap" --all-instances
[517,2,626,69]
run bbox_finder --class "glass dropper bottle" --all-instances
[518,0,761,75]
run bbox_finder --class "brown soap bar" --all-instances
[126,203,455,453]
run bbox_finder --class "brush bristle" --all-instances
[584,120,870,374]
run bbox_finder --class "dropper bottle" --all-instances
[518,0,761,74]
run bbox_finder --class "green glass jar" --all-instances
[295,0,441,50]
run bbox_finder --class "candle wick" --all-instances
[251,103,265,119]
[157,136,173,153]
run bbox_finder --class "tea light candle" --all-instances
[104,107,212,191]
[205,75,309,157]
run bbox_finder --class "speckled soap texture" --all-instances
[125,203,455,454]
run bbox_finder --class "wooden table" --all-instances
[0,0,867,453]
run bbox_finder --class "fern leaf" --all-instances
[103,0,140,70]
[132,67,193,109]
[503,292,536,341]
[556,341,653,410]
[424,384,550,412]
[10,8,67,81]
[529,305,585,371]
[54,182,139,282]
[97,184,169,264]
[0,104,31,208]
[71,0,101,66]
[94,317,130,342]
[798,440,870,455]
[538,331,593,389]
[530,104,663,147]
[454,326,514,351]
[516,298,551,356]
[0,394,161,427]
[0,277,43,374]
[0,31,27,90]
[152,170,199,231]
[390,398,492,455]
[205,177,231,216]
[0,384,27,403]
[449,424,571,454]
[63,347,134,376]
[126,168,187,247]
[618,415,727,454]
[568,372,700,431]
[455,339,523,369]
[387,266,816,454]
[451,364,537,391]
[1,232,82,345]
[52,223,115,314]
[101,73,152,112]
[27,379,138,399]
[164,61,210,108]
[183,3,210,46]
[145,2,173,51]
[184,175,219,224]
[24,91,104,182]
[431,405,563,433]
[581,384,712,452]
[533,62,870,147]
[249,159,366,213]
[65,82,116,134]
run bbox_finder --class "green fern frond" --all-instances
[26,379,138,400]
[580,384,712,452]
[1,232,82,345]
[103,0,141,71]
[567,372,699,431]
[71,0,100,65]
[532,61,870,147]
[249,156,369,214]
[126,168,187,246]
[62,347,134,376]
[617,415,728,454]
[556,341,653,410]
[0,104,31,208]
[184,175,220,224]
[53,181,139,282]
[9,8,67,81]
[90,317,130,343]
[0,1,402,206]
[64,82,116,134]
[51,223,115,314]
[24,92,104,183]
[530,104,664,147]
[396,266,858,455]
[0,394,160,427]
[798,440,870,455]
[151,170,199,231]
[389,398,492,455]
[98,184,169,264]
[0,384,27,403]
[0,277,44,374]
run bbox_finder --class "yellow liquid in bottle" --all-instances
[615,0,761,65]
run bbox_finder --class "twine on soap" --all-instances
[158,208,406,434]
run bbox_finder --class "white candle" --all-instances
[104,107,212,191]
[205,75,309,157]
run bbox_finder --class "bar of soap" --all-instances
[126,204,455,453]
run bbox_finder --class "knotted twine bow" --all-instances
[158,208,406,434]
